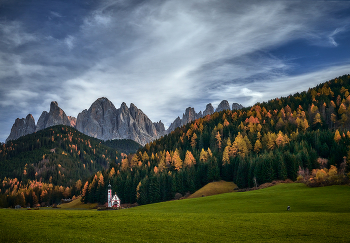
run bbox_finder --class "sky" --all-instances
[1,0,350,142]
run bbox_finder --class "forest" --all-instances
[0,126,140,207]
[1,74,350,208]
[81,74,350,206]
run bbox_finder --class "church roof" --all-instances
[112,193,120,201]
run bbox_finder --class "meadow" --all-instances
[0,183,349,242]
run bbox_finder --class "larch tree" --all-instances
[334,130,341,143]
[172,150,183,171]
[184,150,196,167]
[215,131,222,150]
[254,139,262,153]
[158,157,166,172]
[121,158,129,171]
[199,149,208,163]
[191,133,197,150]
[222,146,230,165]
[165,151,172,167]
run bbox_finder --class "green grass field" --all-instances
[1,183,349,242]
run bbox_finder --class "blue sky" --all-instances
[1,0,350,142]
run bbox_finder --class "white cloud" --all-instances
[0,21,37,46]
[55,0,350,127]
[64,35,75,50]
[1,0,350,141]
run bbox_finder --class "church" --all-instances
[107,183,121,208]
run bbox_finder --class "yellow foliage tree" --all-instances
[199,148,208,163]
[254,139,262,153]
[191,133,197,149]
[184,150,196,167]
[130,155,139,168]
[165,151,172,167]
[222,146,230,165]
[313,113,322,125]
[334,129,341,143]
[121,158,129,171]
[231,132,249,157]
[158,157,166,172]
[172,150,183,171]
[215,131,222,150]
[142,151,149,162]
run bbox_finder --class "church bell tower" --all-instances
[107,183,112,207]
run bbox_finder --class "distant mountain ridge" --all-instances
[6,98,243,145]
[167,100,243,133]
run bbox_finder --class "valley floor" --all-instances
[0,183,349,242]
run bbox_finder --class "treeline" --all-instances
[80,75,350,206]
[0,178,83,208]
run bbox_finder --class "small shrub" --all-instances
[297,175,304,182]
[174,193,183,200]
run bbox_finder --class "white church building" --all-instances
[108,183,121,208]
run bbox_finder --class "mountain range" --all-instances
[6,98,243,145]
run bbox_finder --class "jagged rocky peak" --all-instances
[76,98,163,146]
[167,106,203,133]
[232,103,243,110]
[120,102,129,113]
[167,116,182,133]
[182,107,198,125]
[6,114,36,142]
[203,103,214,116]
[215,100,231,112]
[76,97,118,140]
[36,101,71,131]
[153,120,165,133]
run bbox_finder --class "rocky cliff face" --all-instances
[232,103,243,110]
[167,117,182,133]
[215,100,231,112]
[76,98,165,145]
[203,103,214,116]
[167,107,203,133]
[68,116,77,127]
[76,97,118,140]
[153,120,166,135]
[6,114,36,142]
[36,101,71,131]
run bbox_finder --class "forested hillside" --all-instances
[82,74,350,206]
[102,139,142,155]
[2,75,350,208]
[0,125,122,207]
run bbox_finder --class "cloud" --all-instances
[1,0,350,141]
[50,11,63,18]
[64,35,75,50]
[58,0,350,125]
[0,21,37,47]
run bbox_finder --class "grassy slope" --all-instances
[1,183,350,242]
[58,197,98,209]
[188,180,237,198]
